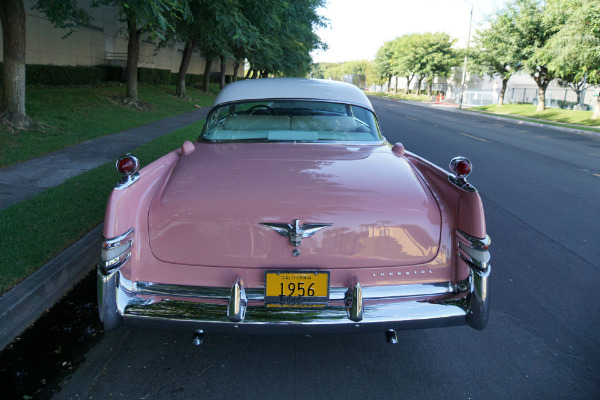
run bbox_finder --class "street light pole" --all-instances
[458,0,473,110]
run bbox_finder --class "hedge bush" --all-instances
[98,65,125,82]
[0,62,211,87]
[169,72,203,86]
[138,67,171,85]
[27,64,107,85]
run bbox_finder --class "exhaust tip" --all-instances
[385,329,398,344]
[192,329,204,346]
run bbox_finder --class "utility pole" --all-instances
[458,0,473,110]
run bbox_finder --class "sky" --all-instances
[311,0,510,63]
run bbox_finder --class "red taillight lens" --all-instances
[449,157,472,178]
[116,154,139,175]
[455,160,471,176]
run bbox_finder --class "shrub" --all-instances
[26,64,107,85]
[138,67,171,85]
[98,65,125,82]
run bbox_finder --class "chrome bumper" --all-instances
[98,264,490,334]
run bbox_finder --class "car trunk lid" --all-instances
[147,143,441,268]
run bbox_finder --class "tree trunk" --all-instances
[536,83,549,112]
[387,75,392,93]
[202,57,213,93]
[250,69,258,79]
[0,0,30,128]
[125,14,141,103]
[394,77,398,93]
[219,55,226,89]
[416,77,424,96]
[176,39,197,98]
[427,81,433,97]
[592,92,600,119]
[232,60,240,82]
[498,77,508,106]
[532,67,551,112]
[405,75,413,95]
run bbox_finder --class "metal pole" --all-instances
[459,1,473,110]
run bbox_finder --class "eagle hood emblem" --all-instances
[261,219,333,247]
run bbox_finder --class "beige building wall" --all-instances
[0,0,240,76]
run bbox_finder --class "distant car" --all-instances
[97,78,491,344]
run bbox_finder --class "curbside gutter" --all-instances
[0,224,103,351]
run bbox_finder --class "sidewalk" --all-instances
[0,107,209,350]
[0,107,209,211]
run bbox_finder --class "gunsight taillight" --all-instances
[117,154,139,175]
[115,154,140,190]
[450,156,472,178]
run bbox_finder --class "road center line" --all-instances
[405,116,419,121]
[594,173,600,178]
[458,132,489,142]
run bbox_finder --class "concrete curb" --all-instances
[0,224,103,351]
[373,97,600,138]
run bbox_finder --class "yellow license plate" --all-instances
[265,270,329,306]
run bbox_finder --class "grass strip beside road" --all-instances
[0,84,214,167]
[0,120,205,295]
[369,92,432,102]
[467,104,600,131]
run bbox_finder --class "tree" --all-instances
[391,34,420,94]
[374,40,395,92]
[470,13,523,106]
[167,0,256,96]
[98,0,190,103]
[545,0,600,117]
[497,0,563,111]
[414,33,456,96]
[0,0,91,129]
[245,0,327,78]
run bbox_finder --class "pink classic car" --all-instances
[98,78,491,344]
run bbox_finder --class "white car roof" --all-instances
[211,78,374,111]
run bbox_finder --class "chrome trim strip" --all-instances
[102,228,135,250]
[457,230,491,271]
[100,251,132,275]
[131,280,457,301]
[99,228,135,274]
[458,230,491,251]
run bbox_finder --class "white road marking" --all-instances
[458,132,489,142]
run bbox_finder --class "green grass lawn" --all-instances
[468,104,600,129]
[0,83,217,295]
[0,120,206,294]
[369,92,432,102]
[0,84,215,167]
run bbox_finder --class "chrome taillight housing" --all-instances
[115,154,140,190]
[449,156,474,191]
[99,228,134,275]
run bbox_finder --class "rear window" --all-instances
[200,100,381,142]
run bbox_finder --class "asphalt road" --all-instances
[55,98,600,400]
